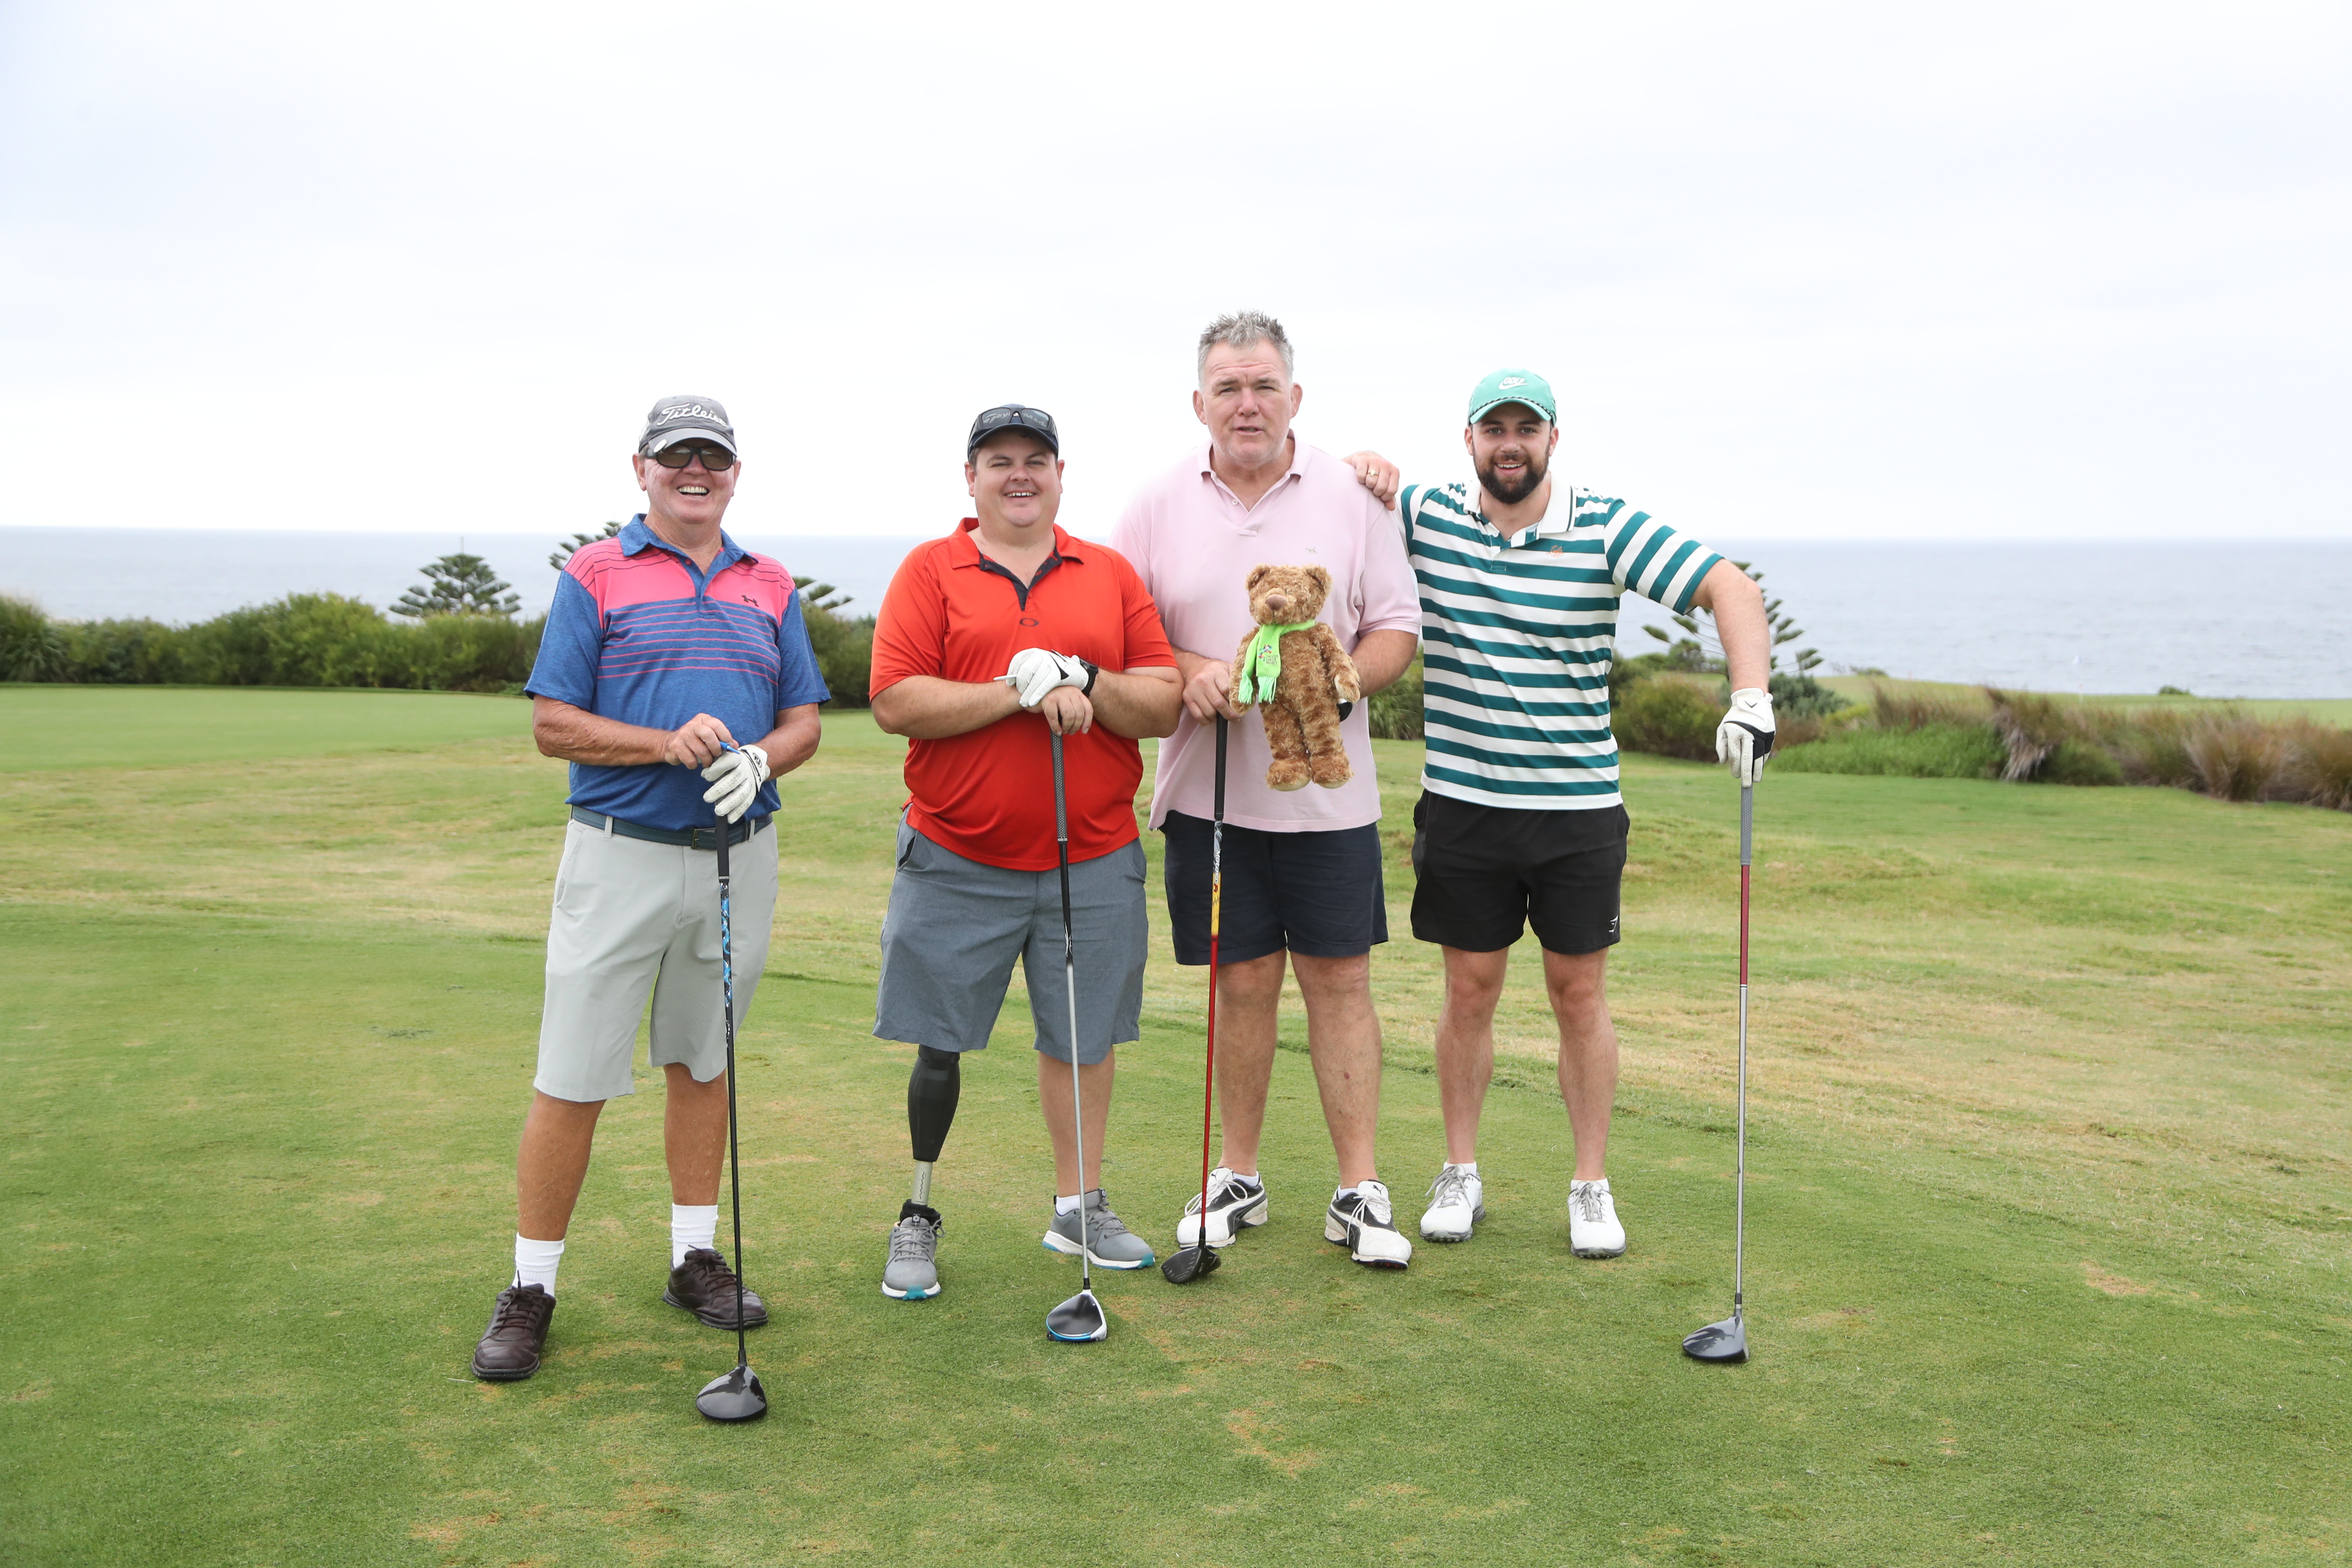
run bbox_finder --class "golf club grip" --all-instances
[1213,715,1227,820]
[1050,729,1067,844]
[716,818,730,880]
[1739,782,1752,867]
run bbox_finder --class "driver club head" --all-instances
[1682,1313,1749,1364]
[695,1363,769,1421]
[1046,1288,1108,1342]
[1159,1243,1221,1285]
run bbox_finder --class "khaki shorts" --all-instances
[535,817,778,1103]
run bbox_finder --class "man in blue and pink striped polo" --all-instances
[472,395,830,1383]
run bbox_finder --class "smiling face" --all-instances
[965,430,1064,538]
[1194,338,1303,472]
[632,440,739,530]
[1465,404,1559,507]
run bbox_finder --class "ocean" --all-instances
[3,528,2347,700]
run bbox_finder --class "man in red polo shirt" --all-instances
[867,404,1181,1302]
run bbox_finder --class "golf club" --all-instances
[696,790,769,1419]
[1684,781,1754,1365]
[1044,726,1108,1343]
[1161,715,1227,1286]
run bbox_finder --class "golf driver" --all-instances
[1684,781,1754,1365]
[696,796,769,1419]
[1044,727,1108,1343]
[1161,716,1228,1286]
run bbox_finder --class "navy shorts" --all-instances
[1409,792,1626,956]
[1160,812,1388,966]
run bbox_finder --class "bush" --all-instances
[1612,676,1722,761]
[1368,658,1422,740]
[1768,671,1850,720]
[2043,739,2125,787]
[802,605,874,709]
[1773,722,2006,779]
[1,594,70,681]
[2184,716,2287,803]
[2285,722,2352,811]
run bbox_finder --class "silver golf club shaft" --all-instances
[718,818,747,1365]
[1051,730,1090,1294]
[1735,781,1751,1318]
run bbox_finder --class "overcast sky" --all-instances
[3,0,2345,542]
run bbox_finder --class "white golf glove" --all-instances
[699,743,770,823]
[1003,647,1090,709]
[1716,688,1776,786]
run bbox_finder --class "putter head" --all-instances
[1682,1313,1749,1364]
[1159,1243,1221,1285]
[695,1363,769,1421]
[1046,1287,1108,1342]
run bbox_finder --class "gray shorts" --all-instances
[535,817,778,1103]
[873,822,1146,1065]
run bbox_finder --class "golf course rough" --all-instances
[1,687,2346,1566]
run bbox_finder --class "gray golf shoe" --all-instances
[1041,1188,1155,1269]
[883,1203,943,1300]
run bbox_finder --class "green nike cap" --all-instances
[1467,368,1557,425]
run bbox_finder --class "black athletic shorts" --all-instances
[1409,792,1626,956]
[1161,813,1388,966]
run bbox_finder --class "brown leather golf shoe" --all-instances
[471,1283,555,1381]
[665,1248,769,1329]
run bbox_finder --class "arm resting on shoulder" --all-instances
[1690,560,1770,692]
[1347,629,1418,698]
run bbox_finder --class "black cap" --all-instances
[966,404,1059,459]
[640,395,738,457]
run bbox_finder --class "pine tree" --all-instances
[1643,562,1820,676]
[549,521,624,571]
[392,554,521,619]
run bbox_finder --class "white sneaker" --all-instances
[1568,1178,1626,1258]
[1325,1179,1412,1269]
[1419,1164,1485,1242]
[1176,1168,1269,1248]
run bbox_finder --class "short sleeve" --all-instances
[1354,491,1422,635]
[771,591,832,710]
[1601,500,1724,614]
[525,570,602,709]
[1113,554,1176,670]
[869,545,949,697]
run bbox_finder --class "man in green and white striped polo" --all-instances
[1390,368,1774,1258]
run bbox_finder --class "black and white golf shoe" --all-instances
[1175,1167,1269,1249]
[1325,1179,1412,1269]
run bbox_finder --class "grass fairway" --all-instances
[2,690,2347,1566]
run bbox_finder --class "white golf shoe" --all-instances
[1175,1168,1268,1248]
[1419,1164,1485,1242]
[1326,1179,1412,1269]
[1568,1178,1626,1258]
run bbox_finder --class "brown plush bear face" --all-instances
[1245,564,1331,625]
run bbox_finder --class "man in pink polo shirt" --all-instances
[1112,310,1423,1269]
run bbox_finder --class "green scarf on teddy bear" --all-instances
[1233,619,1318,706]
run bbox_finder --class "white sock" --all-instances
[1333,1185,1359,1203]
[1447,1161,1480,1176]
[1055,1192,1085,1215]
[672,1204,718,1266]
[514,1234,564,1297]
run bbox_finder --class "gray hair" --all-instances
[1196,311,1294,384]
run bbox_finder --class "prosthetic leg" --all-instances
[906,1044,960,1217]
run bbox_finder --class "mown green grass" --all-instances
[2,689,2348,1566]
[0,684,531,771]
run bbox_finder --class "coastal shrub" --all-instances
[2285,722,2352,811]
[1773,722,2006,779]
[1613,676,1721,761]
[802,604,875,710]
[1767,671,1850,720]
[58,618,189,683]
[2042,739,2125,787]
[2110,707,2197,788]
[1,594,70,681]
[1369,657,1423,740]
[2184,716,2286,803]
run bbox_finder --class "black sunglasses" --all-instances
[649,442,736,471]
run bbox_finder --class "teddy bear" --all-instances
[1230,564,1363,790]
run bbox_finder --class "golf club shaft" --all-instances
[1735,783,1751,1314]
[718,820,746,1365]
[1200,717,1226,1222]
[1050,729,1089,1293]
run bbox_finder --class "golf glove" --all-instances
[1716,688,1776,786]
[1004,647,1091,709]
[699,743,770,823]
